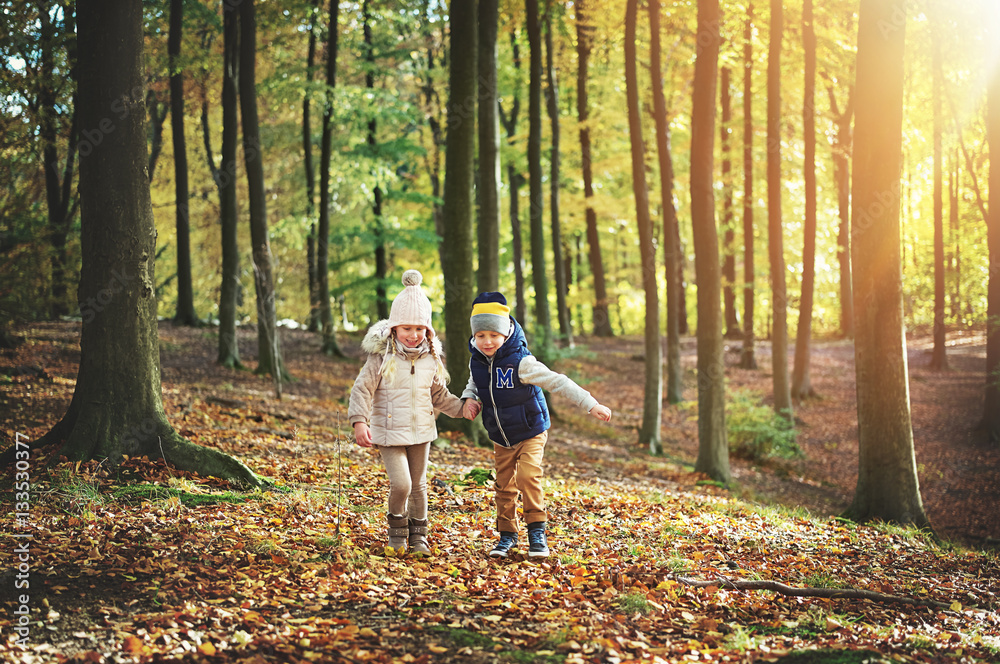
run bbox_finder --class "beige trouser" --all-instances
[378,442,430,520]
[493,431,548,532]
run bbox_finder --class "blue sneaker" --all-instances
[527,523,549,558]
[489,532,517,558]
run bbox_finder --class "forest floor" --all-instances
[1,319,999,663]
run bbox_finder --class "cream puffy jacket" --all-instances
[348,320,465,446]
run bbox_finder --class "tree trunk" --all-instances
[500,32,527,325]
[930,30,948,371]
[720,67,739,339]
[545,0,572,347]
[441,0,477,397]
[690,0,729,482]
[829,85,854,340]
[767,0,792,417]
[949,151,960,324]
[319,0,344,357]
[363,1,389,322]
[527,0,552,357]
[34,0,262,488]
[625,0,663,454]
[740,6,757,370]
[648,0,682,404]
[984,58,1000,440]
[846,0,929,528]
[478,0,500,293]
[147,89,169,182]
[419,0,446,280]
[169,0,198,326]
[791,0,817,399]
[38,5,78,319]
[217,3,242,369]
[239,0,285,391]
[575,0,612,338]
[304,0,320,333]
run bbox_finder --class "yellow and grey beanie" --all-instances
[470,292,512,336]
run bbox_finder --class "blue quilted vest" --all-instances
[468,318,550,447]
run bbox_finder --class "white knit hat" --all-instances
[387,270,435,338]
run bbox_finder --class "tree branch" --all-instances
[666,573,953,610]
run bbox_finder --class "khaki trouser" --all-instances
[493,431,548,532]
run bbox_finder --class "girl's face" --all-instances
[395,325,428,348]
[474,330,507,357]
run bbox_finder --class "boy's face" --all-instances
[474,330,507,357]
[395,325,428,348]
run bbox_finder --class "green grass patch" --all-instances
[112,483,253,507]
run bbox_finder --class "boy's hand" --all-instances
[354,422,373,447]
[589,404,612,422]
[463,399,482,420]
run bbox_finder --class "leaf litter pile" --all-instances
[2,321,999,663]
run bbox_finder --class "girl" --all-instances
[348,270,466,556]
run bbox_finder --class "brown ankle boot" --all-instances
[408,518,431,557]
[387,514,409,554]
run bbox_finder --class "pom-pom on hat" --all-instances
[387,269,435,337]
[470,292,512,336]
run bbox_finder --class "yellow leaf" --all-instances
[428,645,448,654]
[123,636,143,654]
[482,615,502,622]
[950,601,963,612]
[198,643,217,656]
[359,627,379,637]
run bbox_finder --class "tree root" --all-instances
[666,572,954,610]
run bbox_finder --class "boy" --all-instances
[462,292,612,558]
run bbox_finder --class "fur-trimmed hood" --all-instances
[361,319,443,358]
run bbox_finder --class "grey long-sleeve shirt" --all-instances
[461,355,599,413]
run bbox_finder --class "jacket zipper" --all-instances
[410,358,417,443]
[487,356,512,447]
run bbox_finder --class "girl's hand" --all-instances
[589,404,612,422]
[463,399,482,420]
[354,422,373,447]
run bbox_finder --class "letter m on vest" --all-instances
[496,367,514,389]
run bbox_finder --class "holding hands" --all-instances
[589,403,613,422]
[463,399,482,420]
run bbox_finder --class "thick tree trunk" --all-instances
[545,1,572,347]
[217,4,242,369]
[829,85,854,340]
[984,61,1000,439]
[527,0,552,357]
[690,0,729,482]
[441,0,477,395]
[846,0,929,528]
[792,0,817,399]
[767,0,792,418]
[478,0,500,293]
[930,32,948,371]
[720,67,740,339]
[648,0,682,404]
[575,0,612,338]
[169,0,198,327]
[625,0,662,454]
[239,0,285,390]
[35,0,262,488]
[740,7,757,370]
[319,0,344,357]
